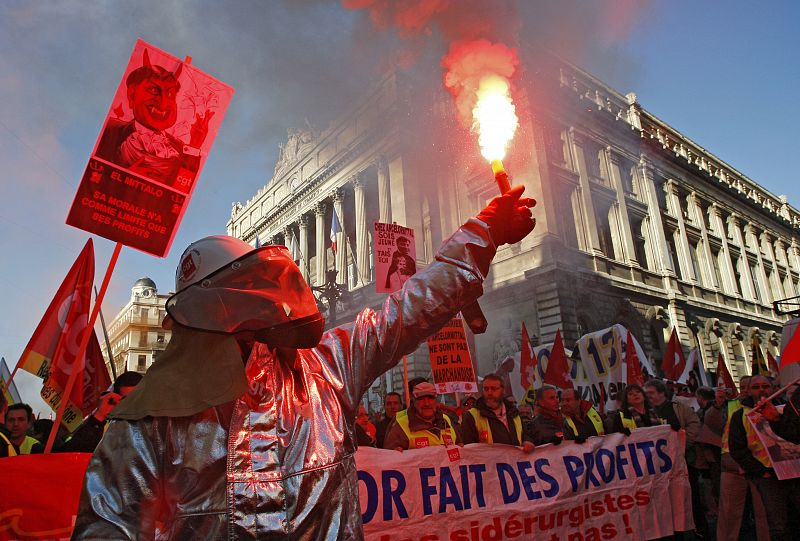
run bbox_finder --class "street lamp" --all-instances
[311,269,350,326]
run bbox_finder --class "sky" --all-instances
[1,0,798,416]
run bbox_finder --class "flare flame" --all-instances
[472,75,518,163]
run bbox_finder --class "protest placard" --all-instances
[427,318,477,394]
[66,39,234,257]
[374,222,416,293]
[501,325,654,409]
[357,425,693,540]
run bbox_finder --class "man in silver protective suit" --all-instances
[72,185,536,540]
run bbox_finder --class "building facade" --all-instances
[227,57,800,408]
[100,278,172,377]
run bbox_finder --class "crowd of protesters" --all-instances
[4,362,799,539]
[355,371,800,541]
[0,371,142,457]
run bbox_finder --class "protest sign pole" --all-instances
[402,356,410,408]
[45,242,122,453]
[749,375,800,413]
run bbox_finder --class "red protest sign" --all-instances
[0,453,91,541]
[427,317,477,393]
[67,39,234,257]
[374,222,416,293]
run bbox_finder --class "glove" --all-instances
[574,435,588,444]
[669,420,682,432]
[551,435,563,446]
[475,185,536,246]
[620,427,632,437]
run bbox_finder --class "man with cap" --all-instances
[383,382,460,450]
[73,185,535,539]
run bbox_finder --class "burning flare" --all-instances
[472,74,518,164]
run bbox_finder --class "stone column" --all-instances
[638,156,673,275]
[315,201,328,286]
[333,187,348,287]
[569,129,602,255]
[745,223,771,304]
[789,238,800,275]
[353,173,370,286]
[664,179,692,280]
[376,156,391,224]
[688,191,714,288]
[760,231,784,300]
[708,203,738,296]
[607,150,636,265]
[299,214,311,281]
[728,214,756,301]
[283,224,295,260]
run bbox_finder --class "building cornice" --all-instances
[555,60,800,231]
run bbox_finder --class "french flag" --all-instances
[330,207,342,252]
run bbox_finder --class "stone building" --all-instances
[227,55,799,407]
[100,278,172,377]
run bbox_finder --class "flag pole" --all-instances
[45,242,122,453]
[402,355,410,409]
[95,285,117,380]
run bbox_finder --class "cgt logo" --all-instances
[447,448,461,462]
[179,249,200,285]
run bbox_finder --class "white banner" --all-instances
[501,325,654,410]
[357,425,692,540]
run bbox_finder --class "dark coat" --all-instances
[461,397,530,445]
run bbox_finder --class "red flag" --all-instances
[716,352,737,394]
[18,240,95,431]
[80,329,112,416]
[767,350,779,376]
[783,325,800,369]
[543,329,573,389]
[520,322,536,391]
[661,329,686,381]
[626,330,645,386]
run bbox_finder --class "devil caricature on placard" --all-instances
[95,48,215,194]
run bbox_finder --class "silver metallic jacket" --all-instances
[73,220,496,540]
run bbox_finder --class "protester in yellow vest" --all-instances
[383,382,460,450]
[709,375,769,541]
[461,374,534,452]
[560,388,605,443]
[2,403,43,456]
[610,384,662,434]
[729,375,800,541]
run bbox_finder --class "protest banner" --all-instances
[374,222,416,293]
[66,39,234,257]
[357,425,692,540]
[746,405,800,480]
[0,453,91,541]
[503,325,653,410]
[427,318,478,394]
[745,376,800,480]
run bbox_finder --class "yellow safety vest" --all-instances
[739,406,772,469]
[467,408,523,444]
[394,409,457,449]
[721,400,744,455]
[1,431,16,457]
[18,435,39,455]
[619,411,638,431]
[566,407,605,437]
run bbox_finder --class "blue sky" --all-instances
[1,1,797,415]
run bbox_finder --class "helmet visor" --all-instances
[166,245,320,334]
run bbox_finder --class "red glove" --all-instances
[475,185,536,246]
